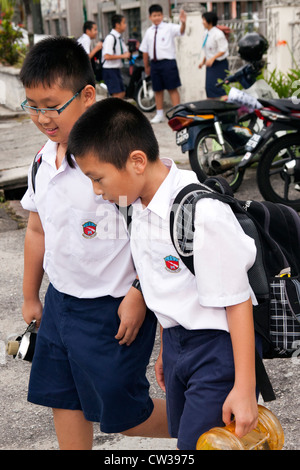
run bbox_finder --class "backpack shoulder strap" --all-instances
[109,33,117,54]
[170,182,233,274]
[31,151,43,193]
[115,204,132,234]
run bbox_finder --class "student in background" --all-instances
[102,14,130,98]
[198,12,229,98]
[140,5,186,123]
[77,20,103,60]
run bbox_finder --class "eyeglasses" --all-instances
[21,86,85,118]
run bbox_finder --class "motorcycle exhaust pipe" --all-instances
[211,156,243,172]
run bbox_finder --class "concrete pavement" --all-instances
[0,102,299,451]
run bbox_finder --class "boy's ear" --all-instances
[82,85,96,107]
[129,150,147,174]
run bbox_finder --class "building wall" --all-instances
[41,0,84,37]
[40,0,266,39]
[265,0,300,73]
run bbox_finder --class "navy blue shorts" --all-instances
[150,59,181,92]
[163,327,262,450]
[102,68,125,95]
[28,284,157,433]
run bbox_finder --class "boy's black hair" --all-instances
[149,4,163,14]
[20,37,95,93]
[83,20,96,33]
[67,98,159,169]
[112,14,124,28]
[202,11,218,26]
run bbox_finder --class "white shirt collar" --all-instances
[151,22,163,30]
[39,139,68,172]
[133,158,179,220]
[111,29,121,38]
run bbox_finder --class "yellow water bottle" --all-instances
[196,405,284,450]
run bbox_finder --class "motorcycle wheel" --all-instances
[188,127,244,192]
[257,133,300,211]
[135,79,156,113]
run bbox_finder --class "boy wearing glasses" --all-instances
[19,37,168,450]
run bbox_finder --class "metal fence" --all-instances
[220,18,267,70]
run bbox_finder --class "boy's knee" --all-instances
[120,398,170,438]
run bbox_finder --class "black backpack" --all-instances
[91,34,117,82]
[170,176,300,401]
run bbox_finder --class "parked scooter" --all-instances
[166,33,272,190]
[239,97,300,210]
[96,38,156,113]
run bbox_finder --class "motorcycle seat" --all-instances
[259,98,300,113]
[182,99,240,114]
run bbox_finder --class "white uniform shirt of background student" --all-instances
[203,26,229,62]
[139,21,182,61]
[102,30,128,69]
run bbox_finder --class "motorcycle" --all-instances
[166,62,270,190]
[166,33,273,191]
[239,97,300,210]
[94,38,156,113]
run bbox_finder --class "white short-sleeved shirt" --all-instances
[139,22,182,61]
[21,139,135,299]
[203,26,229,61]
[102,29,128,69]
[77,33,91,54]
[129,158,257,331]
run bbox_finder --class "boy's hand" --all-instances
[179,9,187,24]
[222,387,258,438]
[116,286,146,346]
[205,57,215,68]
[123,51,131,60]
[144,65,151,76]
[22,298,43,328]
[155,351,165,392]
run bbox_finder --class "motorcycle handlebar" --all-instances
[217,61,265,88]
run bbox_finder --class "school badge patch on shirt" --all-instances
[164,255,181,273]
[82,221,97,238]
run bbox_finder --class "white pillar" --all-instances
[175,10,206,103]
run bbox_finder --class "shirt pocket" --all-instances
[69,206,122,261]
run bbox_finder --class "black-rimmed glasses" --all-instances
[21,86,85,118]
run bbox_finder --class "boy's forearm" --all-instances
[180,21,186,35]
[226,298,256,391]
[23,213,45,301]
[143,52,150,69]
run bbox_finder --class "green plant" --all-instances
[265,68,300,98]
[0,9,27,66]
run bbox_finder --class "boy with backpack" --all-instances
[67,97,263,450]
[19,37,169,450]
[102,14,130,98]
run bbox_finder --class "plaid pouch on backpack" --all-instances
[269,276,300,356]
